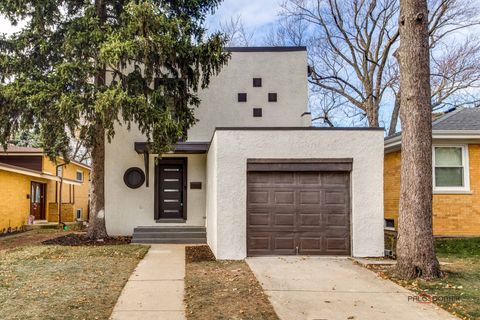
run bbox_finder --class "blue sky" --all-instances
[0,1,282,36]
[206,0,281,37]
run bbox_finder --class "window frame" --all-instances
[76,170,84,182]
[432,144,470,193]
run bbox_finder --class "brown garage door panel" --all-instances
[248,232,297,255]
[247,170,350,256]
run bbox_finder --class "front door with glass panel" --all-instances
[156,158,187,220]
[30,182,46,220]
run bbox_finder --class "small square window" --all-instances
[76,170,84,182]
[253,108,262,117]
[268,93,277,102]
[385,219,395,229]
[253,78,262,87]
[238,93,247,102]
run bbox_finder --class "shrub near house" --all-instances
[384,107,480,236]
[0,145,90,233]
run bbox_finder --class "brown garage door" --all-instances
[247,170,350,256]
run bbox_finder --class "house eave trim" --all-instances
[385,130,480,153]
[225,46,307,52]
[247,158,353,172]
[0,163,82,185]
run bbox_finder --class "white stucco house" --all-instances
[104,47,384,260]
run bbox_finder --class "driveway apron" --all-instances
[247,256,458,320]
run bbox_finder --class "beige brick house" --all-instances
[384,107,480,236]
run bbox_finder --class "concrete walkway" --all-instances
[247,256,458,320]
[110,244,186,320]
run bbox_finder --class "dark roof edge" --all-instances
[215,127,384,131]
[225,46,307,52]
[431,107,464,127]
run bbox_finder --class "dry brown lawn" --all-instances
[184,245,279,320]
[0,230,149,320]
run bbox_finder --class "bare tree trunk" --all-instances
[366,102,379,127]
[395,0,441,279]
[388,92,401,136]
[86,0,108,239]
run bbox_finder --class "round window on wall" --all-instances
[123,167,145,189]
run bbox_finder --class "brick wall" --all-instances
[384,144,480,236]
[43,157,90,221]
[47,203,75,223]
[0,170,51,233]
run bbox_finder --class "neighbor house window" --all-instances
[433,145,469,192]
[384,219,395,230]
[76,208,83,220]
[76,170,84,182]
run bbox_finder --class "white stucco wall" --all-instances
[189,49,309,141]
[104,48,309,236]
[105,123,207,236]
[206,129,385,260]
[205,136,218,255]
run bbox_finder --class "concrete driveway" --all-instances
[247,257,458,320]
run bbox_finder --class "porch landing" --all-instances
[131,226,206,244]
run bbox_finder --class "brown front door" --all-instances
[30,182,46,220]
[155,158,187,220]
[247,171,350,256]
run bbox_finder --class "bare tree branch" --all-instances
[219,15,255,47]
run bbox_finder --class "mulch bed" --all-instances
[186,245,216,263]
[42,232,131,246]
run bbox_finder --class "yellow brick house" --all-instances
[384,107,480,236]
[0,145,91,233]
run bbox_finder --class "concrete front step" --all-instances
[133,231,206,239]
[131,226,207,244]
[133,226,206,233]
[131,238,207,244]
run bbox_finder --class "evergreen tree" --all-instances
[0,0,229,238]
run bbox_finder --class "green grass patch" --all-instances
[435,237,480,258]
[383,237,480,320]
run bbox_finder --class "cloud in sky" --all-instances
[0,1,282,36]
[206,0,282,35]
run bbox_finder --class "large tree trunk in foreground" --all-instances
[395,0,441,279]
[86,122,108,239]
[87,0,108,240]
